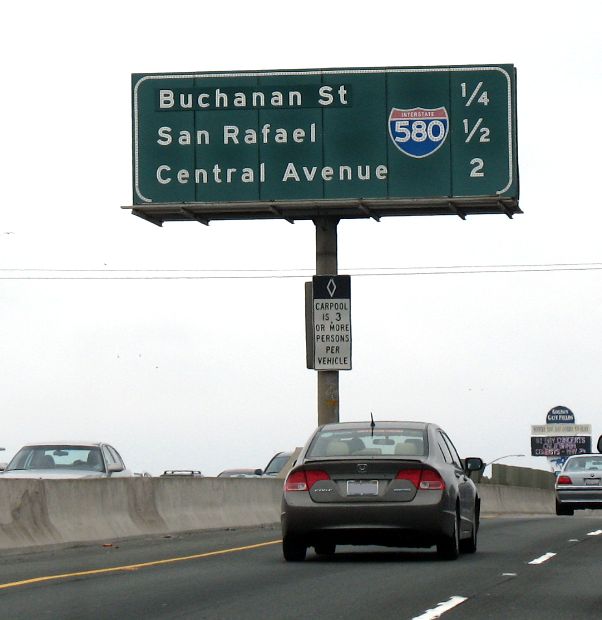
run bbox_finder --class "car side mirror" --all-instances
[598,435,602,453]
[254,469,263,476]
[107,463,124,474]
[0,463,7,471]
[464,457,484,472]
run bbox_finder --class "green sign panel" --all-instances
[131,65,518,221]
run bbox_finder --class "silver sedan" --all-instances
[0,442,132,479]
[555,454,602,515]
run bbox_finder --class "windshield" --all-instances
[306,428,427,458]
[264,455,289,475]
[565,456,602,471]
[7,446,106,472]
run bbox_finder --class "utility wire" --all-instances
[1,262,602,279]
[2,261,602,273]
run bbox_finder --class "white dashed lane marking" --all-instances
[528,552,556,565]
[414,530,599,618]
[412,528,601,618]
[412,595,468,619]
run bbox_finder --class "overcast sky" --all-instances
[1,1,601,475]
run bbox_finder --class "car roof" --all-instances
[319,421,430,431]
[19,441,107,448]
[565,454,602,460]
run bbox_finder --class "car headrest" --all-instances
[325,441,350,457]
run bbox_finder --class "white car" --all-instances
[0,442,133,479]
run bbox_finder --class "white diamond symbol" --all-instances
[327,278,337,298]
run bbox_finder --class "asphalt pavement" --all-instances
[0,515,600,619]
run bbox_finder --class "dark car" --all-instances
[161,470,203,477]
[281,421,483,561]
[262,451,293,477]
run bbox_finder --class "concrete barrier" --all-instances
[0,477,283,552]
[0,465,555,552]
[486,464,556,490]
[478,484,554,515]
[476,464,555,514]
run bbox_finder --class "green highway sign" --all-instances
[130,65,519,223]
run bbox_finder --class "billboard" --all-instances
[130,65,519,224]
[530,436,591,457]
[546,406,575,424]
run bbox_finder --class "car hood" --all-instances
[0,469,108,479]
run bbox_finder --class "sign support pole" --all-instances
[315,216,340,426]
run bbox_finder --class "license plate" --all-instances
[347,480,379,496]
[585,478,600,486]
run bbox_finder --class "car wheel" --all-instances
[314,543,336,556]
[283,536,307,562]
[437,510,460,560]
[459,503,479,554]
[555,499,574,516]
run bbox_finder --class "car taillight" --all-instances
[557,475,572,485]
[395,469,421,487]
[285,470,308,491]
[395,468,445,491]
[284,469,330,492]
[419,469,445,490]
[306,470,330,489]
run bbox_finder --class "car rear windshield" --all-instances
[306,428,427,458]
[7,446,105,472]
[565,457,602,471]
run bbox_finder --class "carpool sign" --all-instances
[310,276,352,371]
[130,65,518,223]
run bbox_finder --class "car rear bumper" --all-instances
[281,492,455,548]
[556,488,602,509]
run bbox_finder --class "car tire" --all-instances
[437,510,460,560]
[314,543,336,556]
[555,499,574,516]
[283,536,307,562]
[460,503,479,554]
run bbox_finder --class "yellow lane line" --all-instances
[0,539,282,590]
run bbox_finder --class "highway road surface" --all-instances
[1,514,600,619]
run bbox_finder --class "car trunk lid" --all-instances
[298,459,425,503]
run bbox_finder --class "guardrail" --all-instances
[0,465,554,552]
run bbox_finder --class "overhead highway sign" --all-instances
[129,65,519,225]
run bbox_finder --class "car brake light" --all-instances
[284,469,330,492]
[557,475,572,485]
[395,468,445,490]
[395,469,421,487]
[306,470,330,489]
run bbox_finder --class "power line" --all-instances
[1,262,602,280]
[2,261,602,273]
